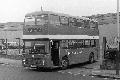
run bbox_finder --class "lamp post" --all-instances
[16,38,21,54]
[116,0,120,75]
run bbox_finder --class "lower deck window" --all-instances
[61,39,96,49]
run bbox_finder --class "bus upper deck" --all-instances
[23,11,98,36]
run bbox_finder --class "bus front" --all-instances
[22,12,52,68]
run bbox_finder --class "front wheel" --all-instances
[61,58,69,70]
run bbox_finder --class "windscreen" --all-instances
[23,40,49,54]
[31,44,45,54]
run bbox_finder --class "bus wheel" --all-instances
[61,57,69,70]
[89,53,94,63]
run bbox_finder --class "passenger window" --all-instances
[61,40,86,49]
[84,20,90,29]
[68,40,84,49]
[76,19,85,28]
[60,16,68,25]
[25,41,32,49]
[95,22,98,29]
[73,18,77,26]
[77,40,84,48]
[90,21,96,29]
[36,14,48,25]
[68,40,74,48]
[49,14,60,25]
[84,40,90,48]
[69,18,78,27]
[69,18,74,26]
[61,40,68,49]
[91,40,96,47]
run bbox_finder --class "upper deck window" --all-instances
[49,14,60,25]
[60,16,68,25]
[90,21,98,29]
[25,17,35,26]
[36,14,48,25]
[75,19,84,28]
[69,17,75,26]
[69,18,85,28]
[83,20,90,29]
[69,17,98,29]
[25,14,48,26]
[72,18,78,27]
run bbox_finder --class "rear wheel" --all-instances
[61,57,69,70]
[89,53,94,63]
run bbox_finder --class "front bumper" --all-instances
[22,58,46,68]
[22,54,53,68]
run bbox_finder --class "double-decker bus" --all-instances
[22,11,99,69]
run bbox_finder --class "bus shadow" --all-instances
[68,61,98,69]
[29,67,61,72]
[28,61,98,72]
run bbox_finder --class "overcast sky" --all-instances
[0,0,117,23]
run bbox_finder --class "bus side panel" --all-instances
[67,49,81,64]
[86,47,97,61]
[76,39,100,63]
[81,47,98,63]
[69,48,87,64]
[80,48,91,63]
[59,48,75,65]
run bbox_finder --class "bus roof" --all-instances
[25,11,97,22]
[25,11,69,17]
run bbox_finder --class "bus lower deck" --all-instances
[22,39,99,69]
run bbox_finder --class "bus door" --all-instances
[51,41,60,66]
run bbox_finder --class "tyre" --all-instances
[89,53,94,63]
[61,57,69,70]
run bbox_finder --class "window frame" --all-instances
[84,40,91,48]
[61,39,85,49]
[89,21,97,29]
[90,39,96,47]
[60,16,69,26]
[49,14,60,26]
